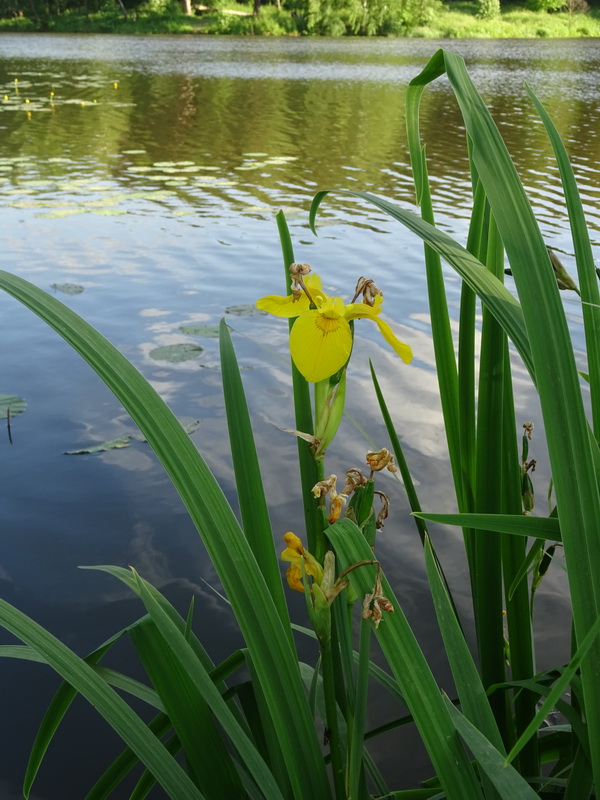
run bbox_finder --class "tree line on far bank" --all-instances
[0,0,596,37]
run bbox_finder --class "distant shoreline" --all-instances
[1,2,599,38]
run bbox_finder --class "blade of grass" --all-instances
[219,318,291,642]
[424,536,504,751]
[505,611,600,766]
[0,598,204,800]
[443,698,539,799]
[525,86,600,440]
[84,714,174,800]
[129,616,243,797]
[93,565,286,800]
[414,512,561,542]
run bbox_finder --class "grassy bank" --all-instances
[0,1,598,36]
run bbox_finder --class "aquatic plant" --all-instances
[0,49,598,799]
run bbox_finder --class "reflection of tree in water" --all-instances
[0,50,599,239]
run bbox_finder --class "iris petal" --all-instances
[371,317,413,363]
[290,308,353,383]
[256,292,311,318]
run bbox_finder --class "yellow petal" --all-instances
[286,564,305,593]
[256,274,326,318]
[343,300,381,321]
[290,308,353,383]
[372,317,413,364]
[257,292,311,318]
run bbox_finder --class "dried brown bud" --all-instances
[366,448,397,474]
[342,468,368,496]
[374,491,389,529]
[361,566,394,628]
[289,262,312,278]
[351,276,383,306]
[312,475,338,499]
[523,422,534,440]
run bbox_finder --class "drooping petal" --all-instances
[344,298,412,364]
[290,308,353,383]
[286,564,305,593]
[371,316,413,364]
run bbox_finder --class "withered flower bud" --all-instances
[361,568,394,629]
[312,474,338,499]
[374,491,389,529]
[351,276,383,306]
[366,448,397,475]
[342,468,368,496]
[523,422,534,440]
[289,262,312,278]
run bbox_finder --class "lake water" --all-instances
[0,34,599,798]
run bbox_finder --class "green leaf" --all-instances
[224,304,266,317]
[219,319,291,638]
[148,343,203,362]
[0,269,331,800]
[129,616,243,797]
[50,283,84,295]
[444,698,539,799]
[179,325,221,338]
[0,598,204,800]
[64,435,134,455]
[0,393,26,418]
[414,512,561,541]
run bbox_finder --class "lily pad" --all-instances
[179,324,220,338]
[149,343,203,362]
[0,394,26,418]
[51,283,84,295]
[224,304,266,317]
[65,435,134,455]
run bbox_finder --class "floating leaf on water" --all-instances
[0,394,26,418]
[265,156,298,163]
[243,152,268,157]
[50,282,85,295]
[234,164,261,171]
[173,209,195,217]
[64,434,134,455]
[94,208,127,216]
[224,304,267,317]
[179,324,220,338]
[149,343,203,362]
[122,149,147,154]
[37,208,86,219]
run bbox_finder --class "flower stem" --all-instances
[321,638,347,800]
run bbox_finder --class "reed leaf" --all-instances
[0,269,331,800]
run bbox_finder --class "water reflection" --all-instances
[0,35,597,796]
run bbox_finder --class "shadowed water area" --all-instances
[0,34,599,798]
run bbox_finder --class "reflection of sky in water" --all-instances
[0,36,594,795]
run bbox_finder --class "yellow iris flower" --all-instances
[280,532,323,593]
[257,274,412,383]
